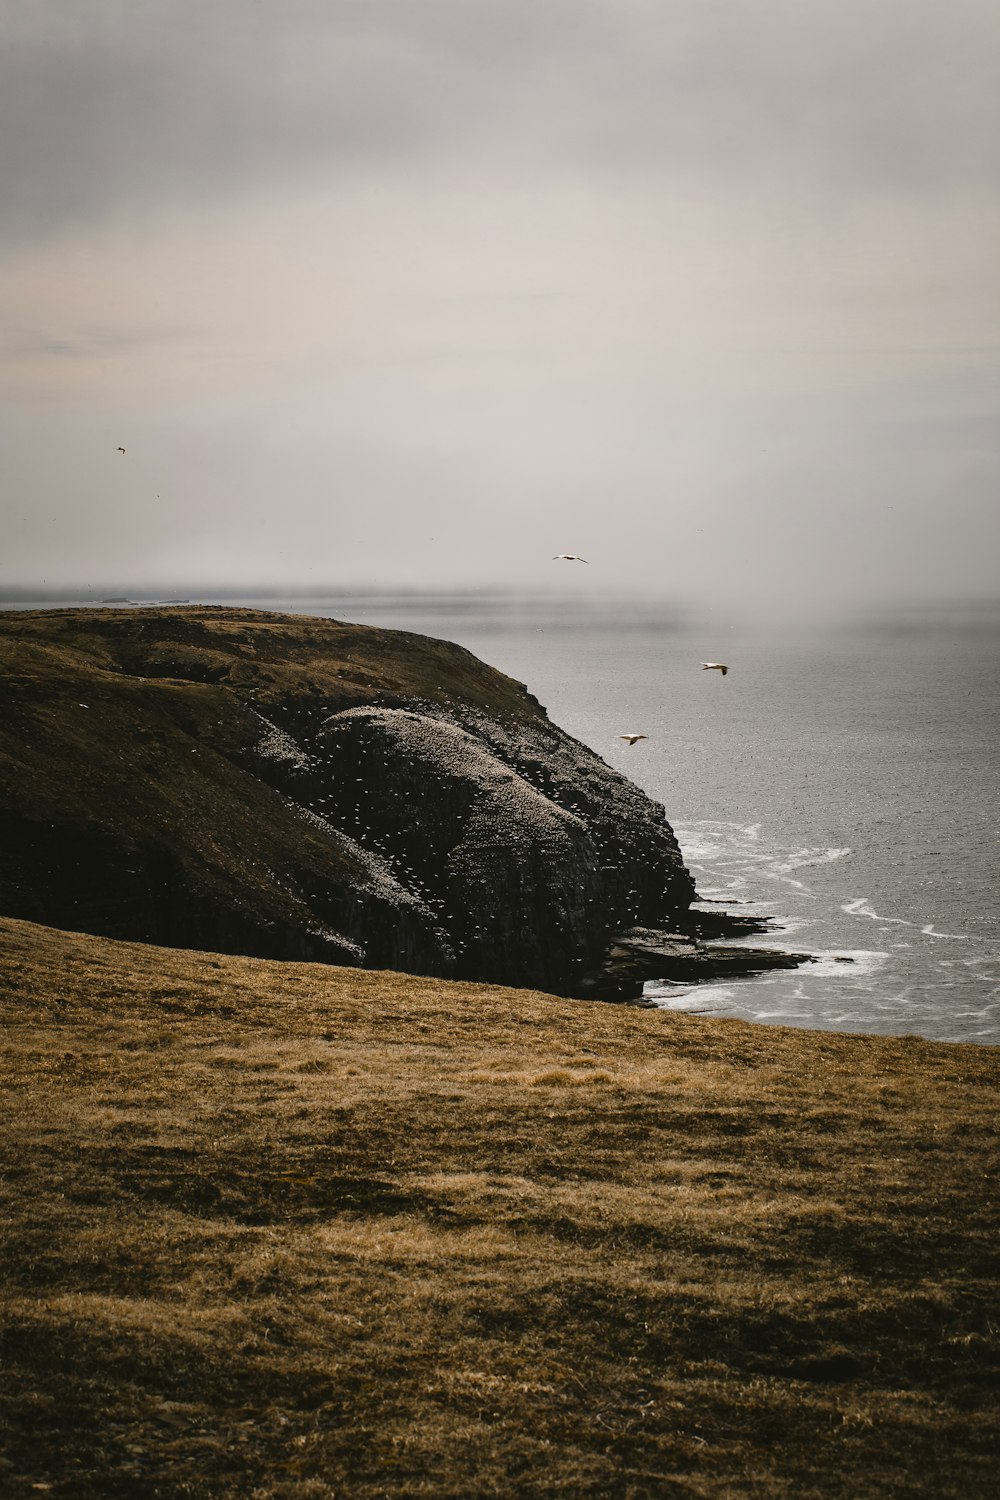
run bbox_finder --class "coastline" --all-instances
[0,605,808,1002]
[3,914,998,1498]
[5,596,995,1039]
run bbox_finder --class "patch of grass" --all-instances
[1,914,999,1497]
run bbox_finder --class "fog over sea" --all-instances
[12,590,1000,1045]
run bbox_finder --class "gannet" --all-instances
[701,663,728,675]
[552,554,589,563]
[617,734,647,746]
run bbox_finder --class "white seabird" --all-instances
[552,554,589,563]
[617,734,647,746]
[701,662,729,676]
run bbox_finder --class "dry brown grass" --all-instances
[2,914,999,1498]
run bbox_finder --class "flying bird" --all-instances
[701,662,728,675]
[117,447,126,454]
[553,554,589,563]
[617,734,647,746]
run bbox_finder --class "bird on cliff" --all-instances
[552,554,589,563]
[701,662,728,676]
[617,734,647,746]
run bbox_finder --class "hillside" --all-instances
[2,915,998,1498]
[0,606,798,996]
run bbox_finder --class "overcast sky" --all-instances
[2,0,998,619]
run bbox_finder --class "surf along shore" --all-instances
[2,915,998,1498]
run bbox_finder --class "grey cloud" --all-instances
[557,5,1000,191]
[2,0,997,240]
[1,0,592,239]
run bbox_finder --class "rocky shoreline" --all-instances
[580,921,811,1003]
[0,605,810,999]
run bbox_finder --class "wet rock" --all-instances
[580,926,812,1002]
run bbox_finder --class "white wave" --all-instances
[681,826,851,902]
[748,846,852,894]
[760,916,812,936]
[728,942,889,982]
[675,821,763,859]
[690,881,751,899]
[772,846,852,874]
[644,981,739,1012]
[842,897,913,926]
[678,838,724,860]
[843,901,975,943]
[759,871,806,891]
[806,948,890,979]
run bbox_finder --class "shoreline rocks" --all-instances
[580,924,813,1003]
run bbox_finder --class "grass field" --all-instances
[2,914,998,1497]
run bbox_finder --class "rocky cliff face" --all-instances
[0,606,699,994]
[314,705,693,990]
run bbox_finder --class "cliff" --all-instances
[0,606,799,996]
[0,606,688,991]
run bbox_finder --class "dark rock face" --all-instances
[315,708,599,990]
[258,694,700,993]
[0,607,703,994]
[580,926,813,1003]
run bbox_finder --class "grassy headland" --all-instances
[0,606,698,991]
[2,915,998,1497]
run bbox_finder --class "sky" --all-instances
[2,0,998,620]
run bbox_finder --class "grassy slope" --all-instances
[2,916,998,1498]
[0,605,545,721]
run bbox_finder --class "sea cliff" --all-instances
[0,606,801,996]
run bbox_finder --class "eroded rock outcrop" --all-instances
[579,926,811,1002]
[315,708,600,990]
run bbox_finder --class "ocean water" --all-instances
[9,591,1000,1043]
[258,592,999,1045]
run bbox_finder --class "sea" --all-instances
[8,590,1000,1045]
